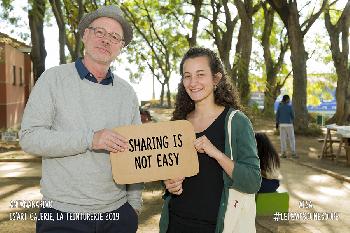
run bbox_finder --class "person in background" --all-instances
[140,108,152,123]
[19,5,142,233]
[276,94,297,158]
[159,47,261,233]
[255,132,281,193]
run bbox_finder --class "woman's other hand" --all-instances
[194,135,223,160]
[163,178,184,195]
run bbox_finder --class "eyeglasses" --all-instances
[88,26,124,45]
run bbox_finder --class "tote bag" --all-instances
[222,110,256,233]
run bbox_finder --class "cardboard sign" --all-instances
[110,120,199,184]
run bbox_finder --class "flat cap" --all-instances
[78,5,133,46]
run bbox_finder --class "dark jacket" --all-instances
[276,103,294,124]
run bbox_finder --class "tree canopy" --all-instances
[1,0,349,127]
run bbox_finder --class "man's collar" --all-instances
[74,58,114,85]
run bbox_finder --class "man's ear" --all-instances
[214,72,222,84]
[82,29,89,43]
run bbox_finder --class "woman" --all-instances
[255,132,281,193]
[159,47,261,233]
[276,94,297,158]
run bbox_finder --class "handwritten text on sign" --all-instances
[110,120,199,184]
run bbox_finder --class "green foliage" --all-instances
[307,73,337,106]
[0,0,31,41]
[119,0,188,86]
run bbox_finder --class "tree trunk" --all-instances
[261,3,287,117]
[210,0,237,85]
[73,0,84,60]
[287,3,308,131]
[233,0,259,105]
[188,0,203,47]
[49,0,66,64]
[325,2,350,124]
[160,83,165,107]
[166,82,171,108]
[267,0,328,131]
[28,0,47,82]
[62,0,83,61]
[262,4,275,117]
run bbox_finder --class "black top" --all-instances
[169,107,229,227]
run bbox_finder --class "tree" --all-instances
[207,0,260,105]
[208,0,238,85]
[187,0,203,47]
[49,0,66,64]
[120,0,187,107]
[233,0,261,105]
[1,0,48,82]
[267,0,328,132]
[28,0,47,82]
[325,1,350,124]
[49,0,84,63]
[260,2,289,117]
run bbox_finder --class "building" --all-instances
[0,32,33,129]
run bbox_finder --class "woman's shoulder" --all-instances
[226,108,250,123]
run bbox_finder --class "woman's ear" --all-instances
[214,72,222,85]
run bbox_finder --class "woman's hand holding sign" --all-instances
[194,135,234,179]
[92,129,128,153]
[164,178,185,195]
[194,135,223,160]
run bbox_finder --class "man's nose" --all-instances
[101,36,111,46]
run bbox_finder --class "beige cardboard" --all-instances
[110,120,199,184]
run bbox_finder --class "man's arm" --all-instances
[19,70,95,158]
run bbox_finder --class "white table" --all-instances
[321,124,350,166]
[336,126,350,165]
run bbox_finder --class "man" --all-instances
[19,5,143,233]
[276,94,297,158]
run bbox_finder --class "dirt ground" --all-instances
[0,108,349,233]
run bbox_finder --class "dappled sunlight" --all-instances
[143,213,161,224]
[0,163,24,171]
[0,151,25,157]
[4,171,27,177]
[257,129,275,134]
[0,184,21,196]
[308,147,317,152]
[0,150,34,159]
[316,186,348,197]
[307,174,333,183]
[0,186,41,212]
[0,162,41,177]
[142,190,163,200]
[344,182,350,191]
[292,191,331,204]
[138,189,163,232]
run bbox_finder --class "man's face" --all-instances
[82,17,125,65]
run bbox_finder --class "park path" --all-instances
[256,159,350,232]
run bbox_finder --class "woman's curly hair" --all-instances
[172,47,242,120]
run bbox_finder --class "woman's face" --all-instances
[182,56,218,103]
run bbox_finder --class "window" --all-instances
[12,65,16,85]
[19,67,23,86]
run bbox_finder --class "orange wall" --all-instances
[0,43,6,129]
[0,44,28,129]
